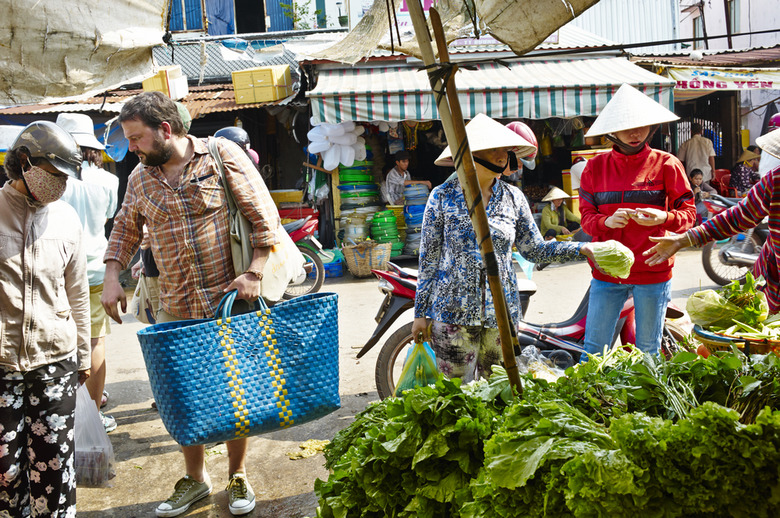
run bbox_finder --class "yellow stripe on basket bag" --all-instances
[257,308,293,428]
[219,316,251,438]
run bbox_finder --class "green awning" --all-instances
[308,57,675,124]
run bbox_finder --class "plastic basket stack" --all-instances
[386,204,406,254]
[338,156,384,244]
[403,184,430,255]
[369,209,405,257]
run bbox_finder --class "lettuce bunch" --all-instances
[591,240,634,279]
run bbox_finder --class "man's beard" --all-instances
[138,135,173,167]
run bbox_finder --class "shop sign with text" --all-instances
[668,67,780,90]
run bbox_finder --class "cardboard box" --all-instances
[232,65,292,105]
[142,66,188,100]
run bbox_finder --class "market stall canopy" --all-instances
[312,0,601,65]
[0,0,166,106]
[308,57,674,124]
[665,67,780,102]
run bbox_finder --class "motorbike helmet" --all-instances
[506,121,539,170]
[768,113,780,132]
[12,121,82,179]
[215,126,250,149]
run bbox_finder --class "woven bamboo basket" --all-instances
[693,325,780,355]
[342,242,391,277]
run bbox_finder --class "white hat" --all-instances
[756,128,780,160]
[585,84,679,137]
[435,113,536,167]
[55,113,105,150]
[542,186,570,202]
[569,159,588,190]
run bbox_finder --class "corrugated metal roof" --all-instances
[569,0,681,54]
[153,43,300,83]
[447,24,617,54]
[0,84,290,118]
[631,44,780,67]
[301,23,619,62]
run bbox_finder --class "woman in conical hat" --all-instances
[647,128,780,313]
[578,83,697,358]
[411,114,603,381]
[539,186,583,240]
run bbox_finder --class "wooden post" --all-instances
[405,1,522,395]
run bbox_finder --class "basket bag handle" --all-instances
[215,290,268,321]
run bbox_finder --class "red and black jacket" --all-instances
[579,144,696,284]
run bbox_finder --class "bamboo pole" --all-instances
[405,1,522,395]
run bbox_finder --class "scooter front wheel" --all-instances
[375,322,415,400]
[283,245,325,299]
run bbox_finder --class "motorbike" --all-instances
[282,216,326,299]
[357,261,682,399]
[700,194,768,285]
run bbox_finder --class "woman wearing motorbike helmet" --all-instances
[647,127,780,313]
[0,121,90,517]
[411,114,600,382]
[215,126,260,167]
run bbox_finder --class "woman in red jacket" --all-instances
[579,84,697,357]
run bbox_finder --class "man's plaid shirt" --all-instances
[105,136,280,318]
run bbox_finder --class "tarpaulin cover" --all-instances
[312,0,601,64]
[0,0,167,106]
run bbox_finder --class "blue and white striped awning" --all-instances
[308,57,675,124]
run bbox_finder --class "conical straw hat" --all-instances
[756,128,780,160]
[435,113,536,166]
[735,149,760,163]
[585,84,679,137]
[541,186,571,202]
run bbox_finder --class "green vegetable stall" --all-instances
[314,347,780,517]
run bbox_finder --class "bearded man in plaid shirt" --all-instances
[102,91,279,517]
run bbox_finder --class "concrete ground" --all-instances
[76,249,716,517]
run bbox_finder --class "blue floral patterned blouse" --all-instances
[414,177,582,328]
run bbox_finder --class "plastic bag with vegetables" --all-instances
[687,273,769,329]
[589,240,634,279]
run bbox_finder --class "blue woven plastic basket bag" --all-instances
[137,291,340,446]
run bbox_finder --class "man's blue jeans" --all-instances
[583,278,672,358]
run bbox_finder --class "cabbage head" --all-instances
[591,240,634,279]
[687,290,744,328]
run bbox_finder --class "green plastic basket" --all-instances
[341,191,379,199]
[370,216,397,224]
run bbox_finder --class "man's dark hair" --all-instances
[691,122,702,134]
[747,144,760,154]
[690,168,703,179]
[394,150,410,163]
[119,91,186,137]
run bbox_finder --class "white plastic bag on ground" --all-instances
[75,384,115,487]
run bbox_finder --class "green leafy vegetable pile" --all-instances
[315,348,780,517]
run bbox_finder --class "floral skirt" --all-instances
[0,358,78,518]
[430,321,501,383]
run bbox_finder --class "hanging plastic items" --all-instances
[539,127,553,158]
[307,119,367,170]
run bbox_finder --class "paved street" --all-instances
[76,248,716,517]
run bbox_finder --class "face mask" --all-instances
[473,155,508,175]
[22,166,68,204]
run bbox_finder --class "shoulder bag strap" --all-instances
[207,137,240,218]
